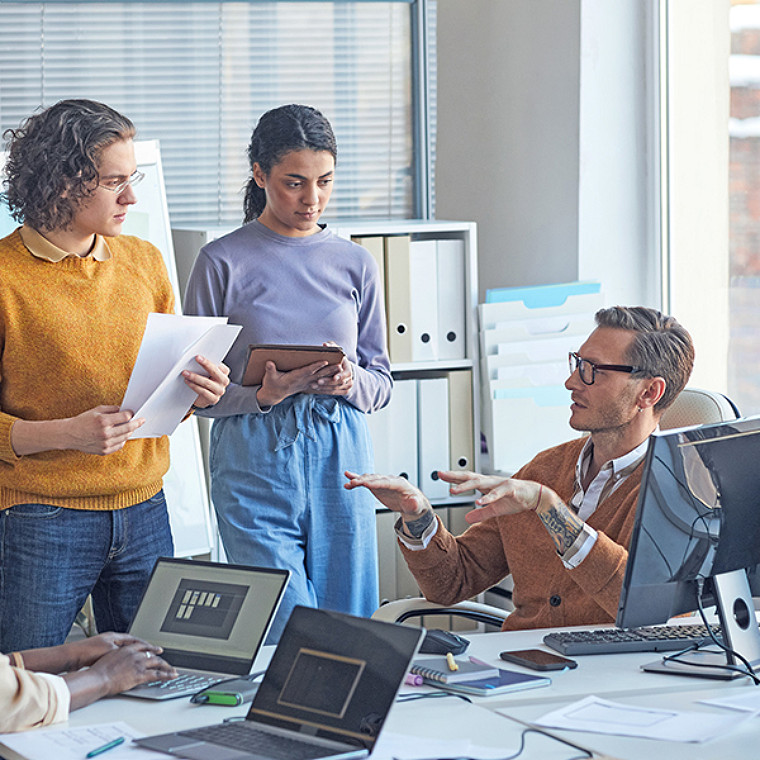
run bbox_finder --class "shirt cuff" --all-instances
[560,523,598,568]
[394,513,438,550]
[36,673,70,724]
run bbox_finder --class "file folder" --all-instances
[385,235,439,362]
[484,280,601,306]
[418,377,450,500]
[483,334,579,364]
[436,239,466,360]
[365,379,419,485]
[447,370,475,472]
[352,235,386,302]
[478,291,604,329]
[488,387,575,474]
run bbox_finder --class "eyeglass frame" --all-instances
[98,170,145,195]
[568,351,647,386]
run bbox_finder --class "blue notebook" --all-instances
[422,666,551,697]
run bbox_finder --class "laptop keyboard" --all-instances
[179,723,340,760]
[143,672,221,695]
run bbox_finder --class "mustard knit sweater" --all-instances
[0,229,174,510]
[402,437,643,630]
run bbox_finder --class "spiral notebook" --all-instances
[410,657,498,684]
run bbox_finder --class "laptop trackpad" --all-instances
[173,746,257,760]
[138,736,258,760]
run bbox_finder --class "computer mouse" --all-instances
[420,628,470,655]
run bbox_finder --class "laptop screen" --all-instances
[247,607,424,749]
[129,558,289,672]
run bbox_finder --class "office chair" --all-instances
[374,388,741,630]
[660,387,739,430]
[371,597,509,629]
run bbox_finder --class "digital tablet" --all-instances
[242,344,345,386]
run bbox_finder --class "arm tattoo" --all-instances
[537,498,585,554]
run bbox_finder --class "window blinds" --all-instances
[0,2,426,226]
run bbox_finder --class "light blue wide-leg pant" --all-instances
[209,395,379,642]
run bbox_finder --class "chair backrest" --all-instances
[660,387,740,431]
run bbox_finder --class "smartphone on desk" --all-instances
[499,648,577,672]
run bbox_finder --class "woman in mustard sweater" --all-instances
[0,100,229,652]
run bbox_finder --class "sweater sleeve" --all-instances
[0,412,21,464]
[565,531,629,618]
[342,251,392,414]
[399,515,510,605]
[183,248,266,416]
[0,655,69,732]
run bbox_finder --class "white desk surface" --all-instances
[3,625,759,760]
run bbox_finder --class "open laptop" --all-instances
[124,557,289,700]
[135,605,425,759]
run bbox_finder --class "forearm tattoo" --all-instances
[537,497,585,554]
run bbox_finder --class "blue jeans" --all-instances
[0,490,173,652]
[210,395,379,642]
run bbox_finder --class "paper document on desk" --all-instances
[700,689,760,712]
[530,694,756,743]
[120,313,241,438]
[0,721,165,760]
[373,699,519,759]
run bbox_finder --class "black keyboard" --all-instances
[179,723,338,760]
[543,623,723,656]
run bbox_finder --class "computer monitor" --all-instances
[618,415,760,678]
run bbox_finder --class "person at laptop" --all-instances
[1,632,176,732]
[346,306,694,631]
[0,99,230,653]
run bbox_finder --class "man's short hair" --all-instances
[1,99,135,232]
[595,306,694,412]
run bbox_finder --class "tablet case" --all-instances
[242,344,345,386]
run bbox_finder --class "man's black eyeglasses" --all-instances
[568,351,645,386]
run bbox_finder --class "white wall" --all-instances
[577,0,660,309]
[435,0,581,299]
[665,0,730,392]
[435,0,659,309]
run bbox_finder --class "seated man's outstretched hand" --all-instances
[463,478,545,525]
[437,470,511,496]
[344,471,430,517]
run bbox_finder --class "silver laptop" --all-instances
[135,606,425,759]
[124,557,289,700]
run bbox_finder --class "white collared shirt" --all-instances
[561,434,652,568]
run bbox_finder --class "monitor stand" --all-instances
[642,569,760,680]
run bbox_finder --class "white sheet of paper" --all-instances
[529,694,756,743]
[371,732,514,760]
[0,721,165,760]
[701,688,760,713]
[120,313,241,438]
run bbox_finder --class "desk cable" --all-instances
[660,578,760,684]
[393,694,599,760]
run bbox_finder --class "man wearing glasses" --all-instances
[346,307,694,631]
[0,100,230,652]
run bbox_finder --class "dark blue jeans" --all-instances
[0,490,173,652]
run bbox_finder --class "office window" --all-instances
[0,1,435,226]
[730,1,760,415]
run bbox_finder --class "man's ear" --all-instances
[638,376,666,411]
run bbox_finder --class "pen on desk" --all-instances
[404,673,423,686]
[445,652,458,671]
[85,736,125,758]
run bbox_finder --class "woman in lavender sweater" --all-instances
[184,105,392,640]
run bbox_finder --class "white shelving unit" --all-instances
[172,219,482,614]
